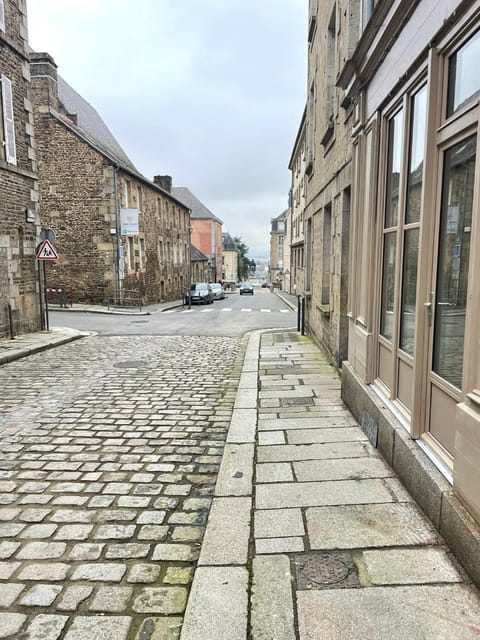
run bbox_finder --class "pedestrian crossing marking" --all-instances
[174,307,292,314]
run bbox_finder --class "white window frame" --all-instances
[1,75,17,165]
[0,0,5,32]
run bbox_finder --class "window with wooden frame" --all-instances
[377,82,428,408]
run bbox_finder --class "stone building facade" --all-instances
[221,232,238,286]
[288,107,307,297]
[30,53,190,305]
[0,0,40,337]
[302,0,353,368]
[269,209,287,286]
[298,0,480,584]
[172,187,223,284]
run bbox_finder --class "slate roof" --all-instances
[39,66,188,210]
[191,245,209,261]
[57,75,138,174]
[171,187,223,224]
[222,232,237,252]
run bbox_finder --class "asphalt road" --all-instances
[49,288,297,336]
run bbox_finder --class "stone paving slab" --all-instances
[214,443,254,496]
[257,442,373,462]
[199,497,251,565]
[286,427,368,444]
[306,503,441,548]
[293,457,395,482]
[180,567,248,640]
[297,585,480,640]
[256,478,397,509]
[258,416,358,430]
[362,547,463,584]
[251,555,296,640]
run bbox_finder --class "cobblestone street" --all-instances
[0,334,244,639]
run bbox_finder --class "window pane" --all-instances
[406,86,427,224]
[433,136,476,388]
[399,228,419,355]
[380,233,396,341]
[385,110,403,228]
[447,31,480,116]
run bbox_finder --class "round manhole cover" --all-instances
[113,360,145,369]
[300,554,349,585]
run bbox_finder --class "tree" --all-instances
[233,236,253,280]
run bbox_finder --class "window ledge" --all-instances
[317,303,330,317]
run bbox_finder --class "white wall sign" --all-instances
[120,208,139,236]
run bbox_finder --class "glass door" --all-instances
[427,135,476,454]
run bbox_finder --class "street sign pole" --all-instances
[36,234,58,331]
[43,261,49,331]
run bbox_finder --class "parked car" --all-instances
[210,283,225,300]
[239,282,254,295]
[185,283,214,305]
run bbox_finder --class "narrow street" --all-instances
[0,302,479,639]
[0,332,245,639]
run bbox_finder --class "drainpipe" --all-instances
[113,164,123,305]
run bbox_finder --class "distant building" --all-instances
[269,210,287,286]
[221,232,238,285]
[30,53,190,305]
[172,187,223,283]
[288,106,306,297]
[191,245,209,283]
[0,0,41,337]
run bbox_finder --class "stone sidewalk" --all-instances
[180,330,480,640]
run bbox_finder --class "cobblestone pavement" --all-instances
[0,334,244,639]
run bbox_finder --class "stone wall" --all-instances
[303,0,354,368]
[0,0,40,337]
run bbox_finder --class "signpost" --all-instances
[36,232,58,331]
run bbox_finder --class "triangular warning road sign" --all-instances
[36,239,58,260]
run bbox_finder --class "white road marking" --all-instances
[221,308,233,312]
[241,309,252,312]
[200,308,214,312]
[280,309,291,313]
[260,309,271,313]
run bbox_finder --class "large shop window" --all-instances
[400,86,427,355]
[432,136,476,389]
[380,109,403,341]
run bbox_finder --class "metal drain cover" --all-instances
[295,553,359,590]
[113,360,145,369]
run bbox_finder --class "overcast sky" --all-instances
[27,0,307,257]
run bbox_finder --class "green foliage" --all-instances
[233,236,256,280]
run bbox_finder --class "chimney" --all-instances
[154,175,172,193]
[30,52,59,112]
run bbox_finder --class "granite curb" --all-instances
[0,328,91,366]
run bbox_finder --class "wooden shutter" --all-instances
[0,0,5,32]
[1,75,17,165]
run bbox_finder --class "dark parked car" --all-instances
[210,283,225,300]
[239,282,254,295]
[185,283,214,305]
